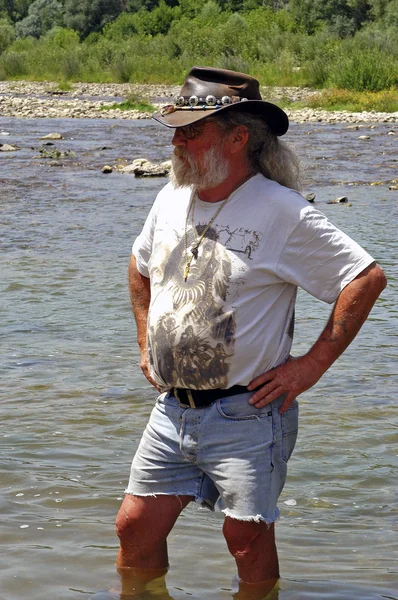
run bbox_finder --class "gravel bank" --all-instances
[1,81,397,124]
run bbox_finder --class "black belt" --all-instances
[169,385,252,408]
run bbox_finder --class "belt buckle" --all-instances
[174,388,196,409]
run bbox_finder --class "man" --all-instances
[115,67,386,597]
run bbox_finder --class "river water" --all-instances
[1,116,397,600]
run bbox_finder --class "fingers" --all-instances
[140,360,161,392]
[143,370,161,392]
[248,364,296,410]
[247,368,277,391]
[248,383,283,408]
[279,392,296,414]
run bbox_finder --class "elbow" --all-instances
[364,263,387,298]
[372,264,387,294]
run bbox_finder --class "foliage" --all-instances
[0,16,15,52]
[330,48,397,91]
[101,94,155,112]
[15,0,62,39]
[0,0,32,21]
[33,144,75,159]
[63,0,123,39]
[0,0,397,97]
[305,88,398,112]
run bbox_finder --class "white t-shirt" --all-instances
[133,174,374,391]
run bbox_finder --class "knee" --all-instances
[115,495,150,545]
[223,518,264,559]
[115,498,136,543]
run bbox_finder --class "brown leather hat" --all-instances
[153,66,289,136]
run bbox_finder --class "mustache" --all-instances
[173,147,188,159]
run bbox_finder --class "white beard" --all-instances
[170,145,230,190]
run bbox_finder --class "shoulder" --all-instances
[152,181,192,214]
[245,174,316,229]
[249,174,309,215]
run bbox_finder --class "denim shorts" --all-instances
[125,391,299,523]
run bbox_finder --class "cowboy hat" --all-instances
[152,66,289,136]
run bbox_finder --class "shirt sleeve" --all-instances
[132,199,160,278]
[276,207,375,304]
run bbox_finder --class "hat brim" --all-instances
[153,99,289,136]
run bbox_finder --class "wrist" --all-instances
[302,351,330,381]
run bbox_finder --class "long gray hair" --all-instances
[217,111,302,191]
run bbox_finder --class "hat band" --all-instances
[161,94,249,117]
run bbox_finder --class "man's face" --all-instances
[170,118,231,190]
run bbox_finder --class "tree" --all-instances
[63,0,123,39]
[0,16,15,51]
[0,0,33,22]
[288,0,372,35]
[15,0,62,38]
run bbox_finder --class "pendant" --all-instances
[184,264,190,281]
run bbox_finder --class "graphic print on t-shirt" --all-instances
[147,224,238,389]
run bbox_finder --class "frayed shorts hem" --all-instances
[124,490,214,510]
[222,508,278,525]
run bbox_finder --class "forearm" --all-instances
[128,254,151,351]
[248,262,387,411]
[305,262,387,377]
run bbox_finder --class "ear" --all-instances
[228,125,249,155]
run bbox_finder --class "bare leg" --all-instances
[115,494,193,596]
[223,517,279,585]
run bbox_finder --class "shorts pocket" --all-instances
[281,400,299,462]
[155,392,181,416]
[217,394,273,421]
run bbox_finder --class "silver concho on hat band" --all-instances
[160,95,251,115]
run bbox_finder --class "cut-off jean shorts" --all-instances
[125,391,299,523]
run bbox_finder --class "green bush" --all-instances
[46,27,80,49]
[61,51,82,79]
[0,18,16,54]
[330,49,397,91]
[0,50,28,76]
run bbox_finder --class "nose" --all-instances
[172,128,186,146]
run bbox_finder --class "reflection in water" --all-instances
[232,577,279,600]
[97,571,280,600]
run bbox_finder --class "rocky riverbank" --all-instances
[1,80,397,124]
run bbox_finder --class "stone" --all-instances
[327,196,349,204]
[358,135,371,140]
[0,143,18,151]
[388,185,398,191]
[40,132,63,140]
[135,164,169,177]
[121,158,170,177]
[102,165,113,174]
[305,192,316,203]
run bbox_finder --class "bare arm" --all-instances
[128,254,160,390]
[248,262,387,413]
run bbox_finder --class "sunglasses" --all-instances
[176,120,217,140]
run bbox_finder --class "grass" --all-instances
[56,81,74,92]
[101,99,155,112]
[101,93,155,112]
[279,89,398,112]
